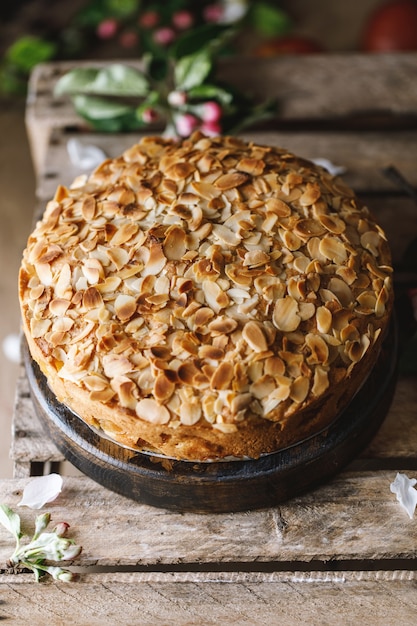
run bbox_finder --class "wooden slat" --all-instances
[11,365,63,472]
[25,54,417,173]
[1,474,415,566]
[0,571,416,625]
[27,54,417,127]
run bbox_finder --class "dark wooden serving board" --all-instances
[24,323,398,514]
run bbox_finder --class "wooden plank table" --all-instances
[2,55,417,624]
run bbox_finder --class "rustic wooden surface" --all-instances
[26,53,417,175]
[1,570,416,625]
[3,54,417,624]
[1,472,417,624]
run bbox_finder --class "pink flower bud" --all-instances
[53,522,70,537]
[142,108,158,123]
[203,4,224,23]
[96,18,118,40]
[201,120,222,137]
[172,10,194,30]
[153,27,176,46]
[202,101,222,123]
[175,113,199,137]
[139,10,159,28]
[167,90,187,107]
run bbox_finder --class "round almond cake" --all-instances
[19,133,393,461]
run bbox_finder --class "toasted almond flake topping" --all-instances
[316,306,332,334]
[319,236,348,264]
[242,321,268,353]
[312,366,329,396]
[273,296,301,332]
[163,226,187,260]
[243,250,270,267]
[136,398,170,424]
[142,241,167,276]
[180,401,202,425]
[210,361,234,390]
[115,294,137,321]
[306,333,329,365]
[35,262,53,286]
[214,172,249,190]
[265,197,291,217]
[154,373,175,403]
[360,231,381,257]
[82,286,103,309]
[81,196,97,221]
[49,298,70,316]
[202,280,229,314]
[300,182,321,206]
[30,318,52,338]
[236,157,265,175]
[102,354,132,378]
[20,133,393,451]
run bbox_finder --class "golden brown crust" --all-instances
[19,133,393,460]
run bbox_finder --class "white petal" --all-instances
[390,472,417,519]
[67,138,107,170]
[18,474,63,510]
[221,0,249,23]
[311,158,346,176]
[2,333,21,364]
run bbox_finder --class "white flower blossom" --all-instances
[390,472,417,519]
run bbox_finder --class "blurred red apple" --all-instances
[361,0,417,51]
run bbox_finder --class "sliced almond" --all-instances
[210,361,234,390]
[214,172,249,190]
[242,321,268,353]
[273,296,300,332]
[136,398,170,424]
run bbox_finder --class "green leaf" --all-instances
[91,64,149,96]
[0,505,21,542]
[73,94,134,120]
[72,95,142,132]
[188,84,234,106]
[251,2,292,37]
[170,23,232,59]
[105,0,139,18]
[55,65,149,97]
[82,114,141,132]
[54,68,99,96]
[174,50,212,91]
[6,36,57,73]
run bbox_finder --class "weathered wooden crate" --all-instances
[2,54,417,624]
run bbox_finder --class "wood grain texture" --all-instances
[1,474,416,566]
[11,364,63,468]
[1,572,417,626]
[25,54,417,173]
[27,54,417,125]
